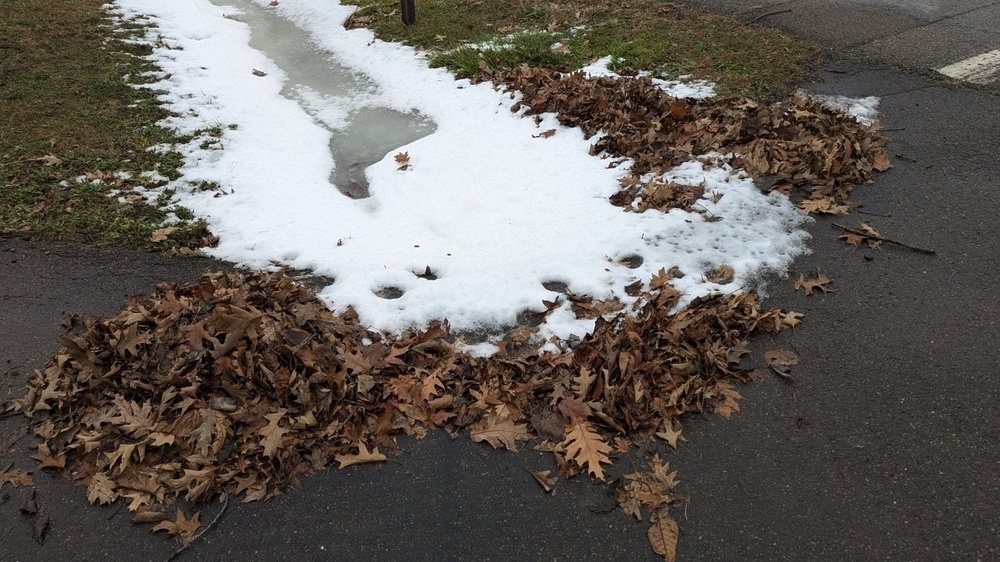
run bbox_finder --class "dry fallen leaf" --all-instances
[0,466,33,488]
[150,227,179,243]
[251,69,267,77]
[470,417,531,451]
[152,508,201,546]
[395,151,411,171]
[871,150,892,172]
[647,508,679,562]
[562,418,612,481]
[655,421,683,450]
[531,470,559,494]
[794,271,833,295]
[764,348,799,380]
[334,442,387,469]
[705,264,734,284]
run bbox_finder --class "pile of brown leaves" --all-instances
[16,270,796,556]
[490,66,892,215]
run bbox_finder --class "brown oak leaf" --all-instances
[470,417,531,451]
[152,508,200,545]
[562,418,612,481]
[794,271,833,295]
[334,442,387,468]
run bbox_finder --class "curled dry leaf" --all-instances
[764,348,799,380]
[531,470,558,494]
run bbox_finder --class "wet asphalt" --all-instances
[2,3,1000,561]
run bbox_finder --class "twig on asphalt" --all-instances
[749,9,792,25]
[105,500,125,521]
[0,423,29,454]
[855,209,892,218]
[833,223,937,254]
[167,494,229,562]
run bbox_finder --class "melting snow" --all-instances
[112,0,811,349]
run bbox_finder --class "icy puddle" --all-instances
[217,0,435,197]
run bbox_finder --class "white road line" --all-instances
[937,49,1000,85]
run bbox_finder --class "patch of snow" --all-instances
[581,56,715,100]
[110,0,809,346]
[810,92,880,126]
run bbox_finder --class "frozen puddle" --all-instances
[218,0,435,197]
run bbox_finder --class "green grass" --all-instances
[0,0,206,248]
[344,0,822,99]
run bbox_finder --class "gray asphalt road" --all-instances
[678,0,1000,89]
[3,4,1000,561]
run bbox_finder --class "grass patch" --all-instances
[345,0,822,99]
[0,0,204,249]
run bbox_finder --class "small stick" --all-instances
[855,209,892,218]
[105,500,125,521]
[167,495,229,562]
[833,223,937,254]
[749,9,792,24]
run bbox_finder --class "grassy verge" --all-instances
[0,0,207,249]
[344,0,822,99]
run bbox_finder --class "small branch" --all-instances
[749,9,792,25]
[105,500,125,521]
[833,223,937,254]
[167,494,229,562]
[855,209,892,218]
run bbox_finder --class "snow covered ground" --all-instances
[112,0,815,350]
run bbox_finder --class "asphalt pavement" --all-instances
[2,2,1000,560]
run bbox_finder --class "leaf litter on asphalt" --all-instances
[9,2,901,559]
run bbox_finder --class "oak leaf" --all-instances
[0,466,33,488]
[655,422,683,450]
[470,417,531,451]
[152,508,201,545]
[87,473,117,505]
[258,409,290,459]
[562,418,612,480]
[794,271,833,295]
[334,442,387,468]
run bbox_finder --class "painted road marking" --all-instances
[937,49,1000,85]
